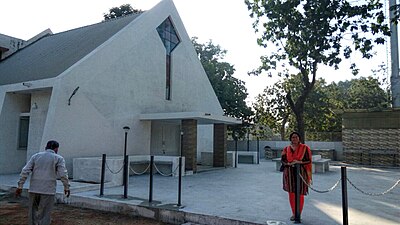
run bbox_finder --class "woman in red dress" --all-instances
[281,131,312,221]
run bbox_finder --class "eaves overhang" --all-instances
[139,112,242,125]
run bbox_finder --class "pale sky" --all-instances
[0,0,390,104]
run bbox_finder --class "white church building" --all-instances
[0,0,240,177]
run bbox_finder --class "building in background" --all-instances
[0,0,240,176]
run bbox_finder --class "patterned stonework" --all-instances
[342,129,400,166]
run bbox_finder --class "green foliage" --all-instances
[254,76,389,140]
[253,80,290,140]
[245,0,390,140]
[390,4,400,24]
[103,4,142,21]
[191,37,253,138]
[246,0,389,74]
[329,77,390,109]
[254,74,340,139]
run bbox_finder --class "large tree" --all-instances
[253,80,290,140]
[191,37,253,138]
[254,76,389,140]
[103,4,142,21]
[245,0,390,140]
[254,75,338,140]
[328,77,390,109]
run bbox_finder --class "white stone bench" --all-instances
[313,159,331,173]
[272,157,283,171]
[73,156,124,185]
[129,155,185,177]
[272,155,330,173]
[237,151,258,164]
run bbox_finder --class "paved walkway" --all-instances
[1,160,399,225]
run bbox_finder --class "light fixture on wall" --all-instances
[22,82,32,87]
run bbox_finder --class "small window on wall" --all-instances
[18,116,30,150]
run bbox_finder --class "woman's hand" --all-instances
[291,160,302,165]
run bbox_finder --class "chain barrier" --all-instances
[299,174,341,193]
[346,178,400,196]
[129,163,151,175]
[153,162,180,177]
[105,161,124,174]
[299,172,400,196]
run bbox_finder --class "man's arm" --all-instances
[16,156,35,196]
[57,157,70,197]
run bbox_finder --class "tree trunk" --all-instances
[295,111,305,143]
[280,113,289,140]
[287,87,308,143]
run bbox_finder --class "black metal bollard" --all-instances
[123,155,129,199]
[149,155,154,202]
[257,137,260,164]
[177,156,182,206]
[100,154,106,197]
[235,139,238,168]
[294,163,301,223]
[341,167,349,225]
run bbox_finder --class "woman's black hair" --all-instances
[289,132,302,143]
[45,140,59,150]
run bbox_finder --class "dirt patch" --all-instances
[0,193,172,225]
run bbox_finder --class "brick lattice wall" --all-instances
[182,119,197,172]
[213,124,227,167]
[342,129,400,166]
[342,110,400,167]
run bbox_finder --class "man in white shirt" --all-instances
[15,140,70,225]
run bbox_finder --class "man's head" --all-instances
[46,140,59,153]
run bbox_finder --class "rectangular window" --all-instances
[166,55,171,100]
[18,116,29,150]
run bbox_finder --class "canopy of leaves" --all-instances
[254,75,389,140]
[245,0,390,140]
[103,4,142,21]
[253,80,290,139]
[328,77,390,109]
[191,37,253,138]
[245,0,390,75]
[390,3,400,24]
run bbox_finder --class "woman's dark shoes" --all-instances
[290,215,295,221]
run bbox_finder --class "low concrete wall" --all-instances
[73,156,123,185]
[227,141,343,161]
[129,155,185,177]
[73,155,187,185]
[237,151,258,164]
[265,148,335,160]
[201,151,235,167]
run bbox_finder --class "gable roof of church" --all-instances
[0,13,142,85]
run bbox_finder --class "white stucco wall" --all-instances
[26,90,51,159]
[0,78,59,174]
[197,125,214,161]
[150,122,181,156]
[0,92,30,174]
